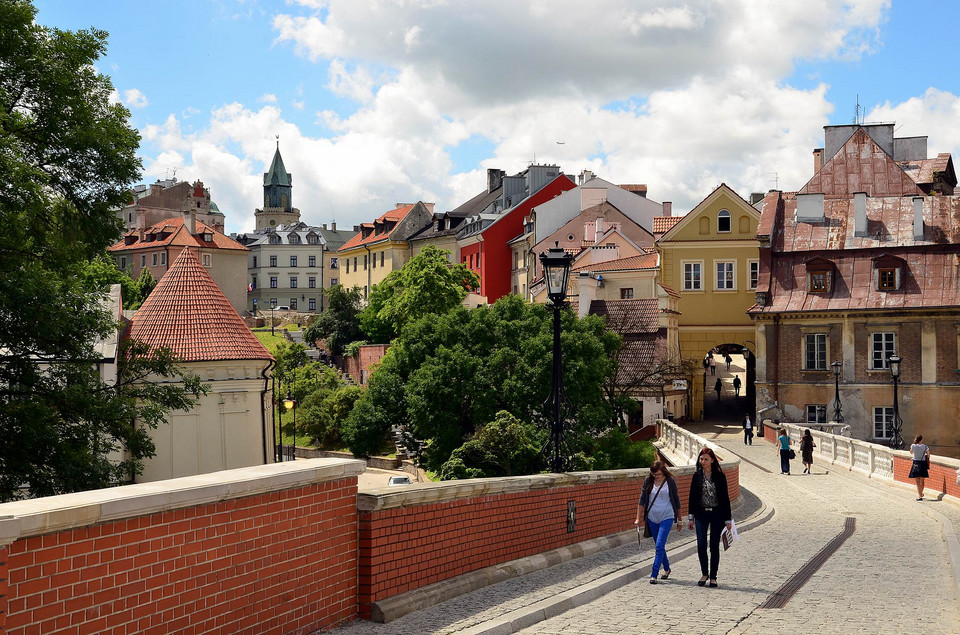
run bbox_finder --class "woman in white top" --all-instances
[635,461,682,584]
[909,434,931,500]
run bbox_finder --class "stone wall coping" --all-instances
[357,463,734,513]
[0,458,364,545]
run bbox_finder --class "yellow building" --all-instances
[337,202,434,301]
[655,184,760,421]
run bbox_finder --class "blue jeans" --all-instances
[694,514,725,578]
[647,517,674,577]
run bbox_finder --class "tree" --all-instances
[438,411,540,479]
[303,284,363,356]
[360,245,479,342]
[0,1,202,500]
[80,254,155,309]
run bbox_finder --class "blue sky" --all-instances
[32,1,960,234]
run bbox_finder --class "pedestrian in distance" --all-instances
[742,414,753,445]
[777,427,792,474]
[724,352,732,371]
[732,375,741,398]
[635,461,682,584]
[714,377,722,401]
[800,429,816,473]
[909,434,931,500]
[687,448,733,588]
[709,355,716,376]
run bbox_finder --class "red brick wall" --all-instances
[356,465,739,618]
[342,344,389,385]
[894,456,960,499]
[1,479,358,635]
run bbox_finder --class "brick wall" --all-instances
[0,460,363,635]
[342,344,389,385]
[355,465,740,619]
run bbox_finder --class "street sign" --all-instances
[672,379,688,391]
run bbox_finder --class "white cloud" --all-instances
[258,93,278,104]
[626,6,705,33]
[123,88,149,108]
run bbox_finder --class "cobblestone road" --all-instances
[327,424,960,634]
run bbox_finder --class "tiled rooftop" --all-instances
[652,216,682,234]
[108,217,247,252]
[572,252,658,273]
[339,204,417,251]
[128,249,273,362]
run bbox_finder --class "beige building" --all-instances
[127,248,275,482]
[655,183,761,421]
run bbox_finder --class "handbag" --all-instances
[642,481,666,538]
[788,449,796,460]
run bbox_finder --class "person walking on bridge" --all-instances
[687,448,732,588]
[909,434,931,500]
[635,461,682,584]
[800,429,816,474]
[777,428,792,475]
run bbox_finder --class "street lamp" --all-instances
[283,389,296,460]
[538,242,574,473]
[888,354,904,450]
[270,300,277,336]
[831,361,844,424]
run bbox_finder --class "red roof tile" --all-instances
[572,252,658,273]
[339,203,418,251]
[653,216,682,234]
[108,217,247,252]
[587,299,660,334]
[129,249,273,362]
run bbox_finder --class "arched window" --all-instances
[718,210,731,233]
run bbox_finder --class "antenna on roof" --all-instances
[853,95,862,126]
[765,172,779,190]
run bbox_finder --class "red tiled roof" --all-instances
[129,249,273,362]
[339,203,417,251]
[572,252,658,273]
[653,216,682,234]
[659,283,680,298]
[108,217,247,252]
[587,298,660,334]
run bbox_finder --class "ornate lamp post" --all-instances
[888,355,904,450]
[831,361,844,423]
[283,389,296,461]
[270,299,277,336]
[539,242,574,473]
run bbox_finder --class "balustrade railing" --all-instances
[764,421,902,481]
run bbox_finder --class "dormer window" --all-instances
[805,257,834,294]
[307,233,318,244]
[269,234,281,245]
[872,254,905,291]
[288,233,301,245]
[717,209,731,233]
[202,232,213,242]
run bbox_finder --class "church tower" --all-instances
[255,142,301,230]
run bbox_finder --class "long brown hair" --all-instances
[648,460,672,479]
[697,447,722,472]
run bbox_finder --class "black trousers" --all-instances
[694,511,725,578]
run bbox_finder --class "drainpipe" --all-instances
[260,359,275,464]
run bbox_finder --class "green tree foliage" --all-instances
[0,2,204,500]
[360,245,479,342]
[300,384,363,449]
[80,254,156,309]
[346,295,620,470]
[272,341,310,380]
[438,411,540,479]
[587,428,656,470]
[303,284,363,356]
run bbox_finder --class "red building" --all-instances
[458,170,575,303]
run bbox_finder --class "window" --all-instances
[288,234,300,245]
[253,256,257,268]
[874,407,894,439]
[270,276,278,288]
[290,256,297,267]
[289,277,298,289]
[119,256,127,269]
[353,257,357,271]
[683,261,702,291]
[290,298,297,310]
[309,256,316,267]
[620,288,634,299]
[748,260,759,290]
[804,333,827,370]
[308,298,316,310]
[270,255,277,267]
[364,255,368,270]
[878,268,896,290]
[345,259,350,273]
[308,276,316,288]
[806,405,827,424]
[160,252,166,266]
[269,234,281,244]
[380,252,384,267]
[202,253,211,267]
[251,277,256,290]
[477,253,481,267]
[716,261,735,290]
[330,257,339,269]
[871,332,896,370]
[151,253,158,266]
[141,254,147,267]
[330,278,338,286]
[809,272,829,292]
[372,252,377,268]
[717,210,731,233]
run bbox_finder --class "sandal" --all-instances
[708,579,718,588]
[698,576,708,587]
[649,578,657,584]
[661,570,671,580]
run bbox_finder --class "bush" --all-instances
[589,429,655,470]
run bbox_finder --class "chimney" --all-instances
[578,169,595,185]
[854,192,867,237]
[813,148,823,174]
[796,193,825,223]
[331,221,337,230]
[321,223,327,230]
[913,197,925,240]
[149,182,163,196]
[487,168,504,193]
[353,225,360,232]
[577,273,597,318]
[662,201,672,217]
[186,210,196,234]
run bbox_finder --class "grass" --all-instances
[253,330,288,354]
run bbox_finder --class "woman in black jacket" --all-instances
[686,448,733,588]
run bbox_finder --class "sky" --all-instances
[32,0,960,235]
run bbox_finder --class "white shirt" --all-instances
[646,481,675,524]
[911,443,929,461]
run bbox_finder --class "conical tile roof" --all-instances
[264,147,291,187]
[129,248,273,362]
